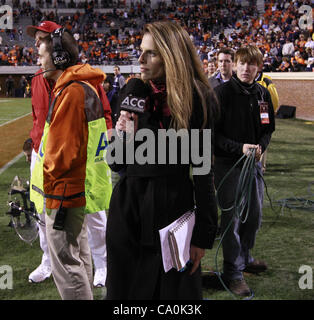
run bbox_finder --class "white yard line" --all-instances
[0,153,24,176]
[0,112,32,127]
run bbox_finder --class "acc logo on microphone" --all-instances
[121,95,145,113]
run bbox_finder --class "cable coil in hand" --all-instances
[214,149,257,299]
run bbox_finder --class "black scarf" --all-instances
[231,75,258,95]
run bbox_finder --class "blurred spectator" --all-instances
[113,65,125,92]
[5,75,15,97]
[305,48,314,72]
[103,74,119,126]
[2,0,313,71]
[305,37,314,50]
[18,27,24,41]
[277,56,291,72]
[290,51,306,71]
[269,43,278,57]
[207,60,217,78]
[19,75,28,98]
[282,38,295,58]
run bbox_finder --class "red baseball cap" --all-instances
[26,20,62,38]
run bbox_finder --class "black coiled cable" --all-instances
[214,148,257,299]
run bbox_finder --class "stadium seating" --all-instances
[0,0,312,70]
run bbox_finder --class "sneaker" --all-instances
[243,260,268,274]
[28,264,52,283]
[93,268,107,288]
[228,279,251,297]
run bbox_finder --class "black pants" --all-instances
[214,161,264,280]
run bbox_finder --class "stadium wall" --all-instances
[264,73,314,121]
[0,68,313,120]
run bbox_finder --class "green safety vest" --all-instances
[30,80,112,214]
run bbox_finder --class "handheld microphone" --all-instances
[116,78,149,140]
[118,78,149,114]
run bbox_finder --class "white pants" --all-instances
[86,211,107,269]
[31,150,51,268]
[31,150,107,271]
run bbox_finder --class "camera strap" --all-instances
[47,80,75,124]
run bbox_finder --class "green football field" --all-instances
[0,98,31,126]
[0,96,314,300]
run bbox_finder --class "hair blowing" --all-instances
[143,21,218,130]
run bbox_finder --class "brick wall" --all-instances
[272,79,314,121]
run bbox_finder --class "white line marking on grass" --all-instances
[0,153,24,176]
[0,112,32,127]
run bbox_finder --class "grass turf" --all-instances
[0,98,31,126]
[202,118,314,300]
[1,118,314,300]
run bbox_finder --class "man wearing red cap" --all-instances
[26,21,112,292]
[27,21,62,36]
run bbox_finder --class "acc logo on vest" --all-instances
[95,132,108,162]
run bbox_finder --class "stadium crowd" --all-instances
[0,0,313,71]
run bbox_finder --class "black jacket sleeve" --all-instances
[214,85,244,156]
[190,87,218,249]
[191,152,218,249]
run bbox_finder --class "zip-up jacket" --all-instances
[30,67,112,153]
[214,75,275,164]
[31,64,112,211]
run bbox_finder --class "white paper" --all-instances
[159,218,178,273]
[159,209,195,273]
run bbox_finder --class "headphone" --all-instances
[51,28,71,70]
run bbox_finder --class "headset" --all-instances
[50,28,71,70]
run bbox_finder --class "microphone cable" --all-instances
[214,148,257,300]
[273,180,314,213]
[27,69,57,81]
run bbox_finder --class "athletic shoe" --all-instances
[28,264,52,283]
[93,268,107,287]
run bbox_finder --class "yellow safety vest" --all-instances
[30,80,112,214]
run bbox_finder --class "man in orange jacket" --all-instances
[27,21,112,290]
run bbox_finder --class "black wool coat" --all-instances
[106,82,218,300]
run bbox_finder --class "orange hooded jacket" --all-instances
[43,64,107,209]
[30,67,112,153]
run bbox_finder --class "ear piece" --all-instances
[51,28,70,70]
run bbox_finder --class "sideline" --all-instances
[0,112,32,128]
[0,152,24,176]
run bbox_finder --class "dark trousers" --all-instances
[214,161,264,281]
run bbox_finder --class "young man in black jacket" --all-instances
[214,45,275,297]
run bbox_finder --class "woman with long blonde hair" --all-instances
[106,20,219,300]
